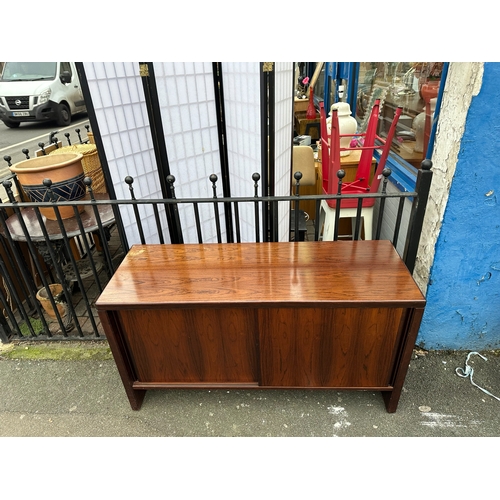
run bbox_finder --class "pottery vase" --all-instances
[36,284,66,319]
[327,102,358,156]
[9,153,86,220]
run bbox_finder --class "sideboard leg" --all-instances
[383,307,425,413]
[125,387,147,411]
[98,310,146,411]
[382,389,401,413]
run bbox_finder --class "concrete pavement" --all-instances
[0,341,499,437]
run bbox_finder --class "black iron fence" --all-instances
[2,126,92,171]
[0,160,433,343]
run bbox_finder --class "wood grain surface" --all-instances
[97,240,426,411]
[118,307,259,383]
[258,306,405,387]
[95,241,425,310]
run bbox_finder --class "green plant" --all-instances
[19,318,45,337]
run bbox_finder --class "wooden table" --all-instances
[96,241,425,413]
[393,140,425,169]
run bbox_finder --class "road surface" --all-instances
[0,113,90,180]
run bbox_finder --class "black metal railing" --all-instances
[0,160,433,343]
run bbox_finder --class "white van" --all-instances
[0,62,87,128]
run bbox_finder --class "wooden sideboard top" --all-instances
[96,241,425,309]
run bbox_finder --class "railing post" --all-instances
[0,180,52,337]
[166,175,184,244]
[210,174,222,243]
[375,168,392,240]
[403,159,433,273]
[292,171,302,241]
[0,324,10,344]
[125,176,146,245]
[333,169,345,241]
[253,173,261,243]
[45,179,98,336]
[37,180,83,336]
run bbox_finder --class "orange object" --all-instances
[9,153,86,220]
[306,87,316,119]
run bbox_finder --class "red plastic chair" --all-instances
[318,99,402,240]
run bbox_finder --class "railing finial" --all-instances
[166,175,177,199]
[2,180,16,203]
[210,174,218,198]
[49,131,59,148]
[293,171,302,196]
[124,176,136,200]
[421,159,432,171]
[252,172,260,197]
[42,178,55,202]
[84,177,96,201]
[336,169,345,195]
[381,167,392,194]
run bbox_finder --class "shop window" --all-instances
[294,62,446,191]
[356,62,444,170]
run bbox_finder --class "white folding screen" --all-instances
[82,62,170,246]
[153,62,224,244]
[84,62,293,245]
[273,62,294,242]
[221,62,263,242]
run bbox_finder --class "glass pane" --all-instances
[356,62,444,168]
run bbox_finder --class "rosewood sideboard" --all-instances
[96,241,425,413]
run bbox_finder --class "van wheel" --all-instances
[3,119,20,128]
[55,103,71,126]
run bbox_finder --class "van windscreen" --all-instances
[1,62,57,82]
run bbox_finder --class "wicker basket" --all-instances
[50,144,106,193]
[87,132,95,144]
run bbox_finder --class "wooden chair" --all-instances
[292,145,316,188]
[291,145,317,240]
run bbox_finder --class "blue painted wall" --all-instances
[418,62,500,350]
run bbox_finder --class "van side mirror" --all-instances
[60,71,71,84]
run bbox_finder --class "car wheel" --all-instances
[3,119,20,128]
[55,103,71,126]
